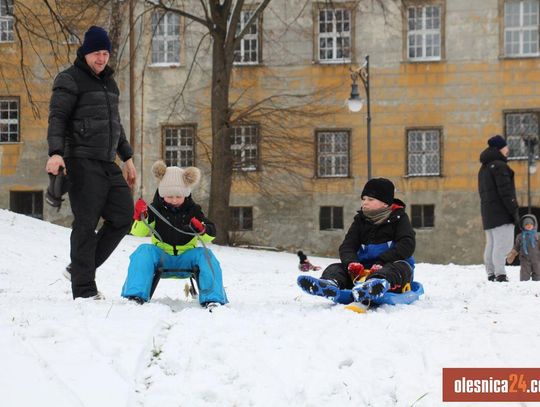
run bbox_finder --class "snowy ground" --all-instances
[1,209,540,407]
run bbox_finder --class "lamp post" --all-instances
[347,55,371,180]
[522,133,538,214]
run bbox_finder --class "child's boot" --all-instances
[297,275,339,300]
[352,278,390,302]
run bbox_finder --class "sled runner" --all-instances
[149,264,199,300]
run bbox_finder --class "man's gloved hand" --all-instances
[190,217,206,234]
[133,199,148,220]
[348,262,366,281]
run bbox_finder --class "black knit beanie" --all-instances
[361,178,395,205]
[488,135,507,150]
[80,26,112,56]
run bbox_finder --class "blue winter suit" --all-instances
[121,192,228,305]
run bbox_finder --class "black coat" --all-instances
[339,200,416,268]
[478,146,518,229]
[148,192,216,250]
[47,50,132,162]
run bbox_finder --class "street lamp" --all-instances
[522,133,538,214]
[347,55,371,180]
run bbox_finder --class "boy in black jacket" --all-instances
[298,178,415,304]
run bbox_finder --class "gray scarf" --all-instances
[363,206,392,225]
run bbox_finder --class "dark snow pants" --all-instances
[66,158,133,298]
[321,261,413,291]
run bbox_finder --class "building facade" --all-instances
[2,0,540,263]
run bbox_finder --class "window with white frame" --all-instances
[0,98,19,142]
[163,125,195,167]
[230,124,259,171]
[505,111,539,159]
[230,206,253,231]
[151,11,180,65]
[407,5,442,61]
[318,8,351,63]
[504,0,539,57]
[320,206,344,230]
[0,0,14,43]
[234,10,260,64]
[407,129,441,176]
[317,130,349,177]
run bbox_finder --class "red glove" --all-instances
[133,199,148,220]
[348,262,366,280]
[190,217,206,234]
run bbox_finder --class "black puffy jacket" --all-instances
[478,146,518,229]
[147,192,216,250]
[47,50,132,162]
[339,200,416,269]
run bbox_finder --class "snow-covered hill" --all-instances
[1,209,539,407]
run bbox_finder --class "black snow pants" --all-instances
[321,261,413,291]
[65,158,133,298]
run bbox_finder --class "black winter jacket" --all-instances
[478,146,518,229]
[339,200,416,269]
[148,192,216,251]
[47,50,132,162]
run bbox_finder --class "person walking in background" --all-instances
[506,214,540,281]
[478,135,519,282]
[45,26,137,299]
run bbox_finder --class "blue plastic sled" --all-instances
[372,281,424,306]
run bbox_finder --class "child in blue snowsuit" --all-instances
[298,178,415,304]
[121,161,228,308]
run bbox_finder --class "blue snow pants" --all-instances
[121,244,228,305]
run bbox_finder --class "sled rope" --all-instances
[145,204,217,295]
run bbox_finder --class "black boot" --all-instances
[488,275,495,281]
[495,274,509,282]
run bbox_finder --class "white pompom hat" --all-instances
[151,160,201,198]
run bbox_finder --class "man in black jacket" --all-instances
[45,26,137,299]
[478,135,518,282]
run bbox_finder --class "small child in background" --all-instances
[506,214,540,281]
[297,251,321,272]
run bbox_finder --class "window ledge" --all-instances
[149,63,182,68]
[314,59,352,65]
[233,62,263,67]
[403,174,443,178]
[500,54,540,60]
[403,58,445,64]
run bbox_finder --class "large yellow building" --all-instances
[2,0,540,264]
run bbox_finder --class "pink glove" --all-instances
[370,264,383,273]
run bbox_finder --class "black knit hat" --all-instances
[361,178,395,205]
[80,26,112,56]
[488,135,507,150]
